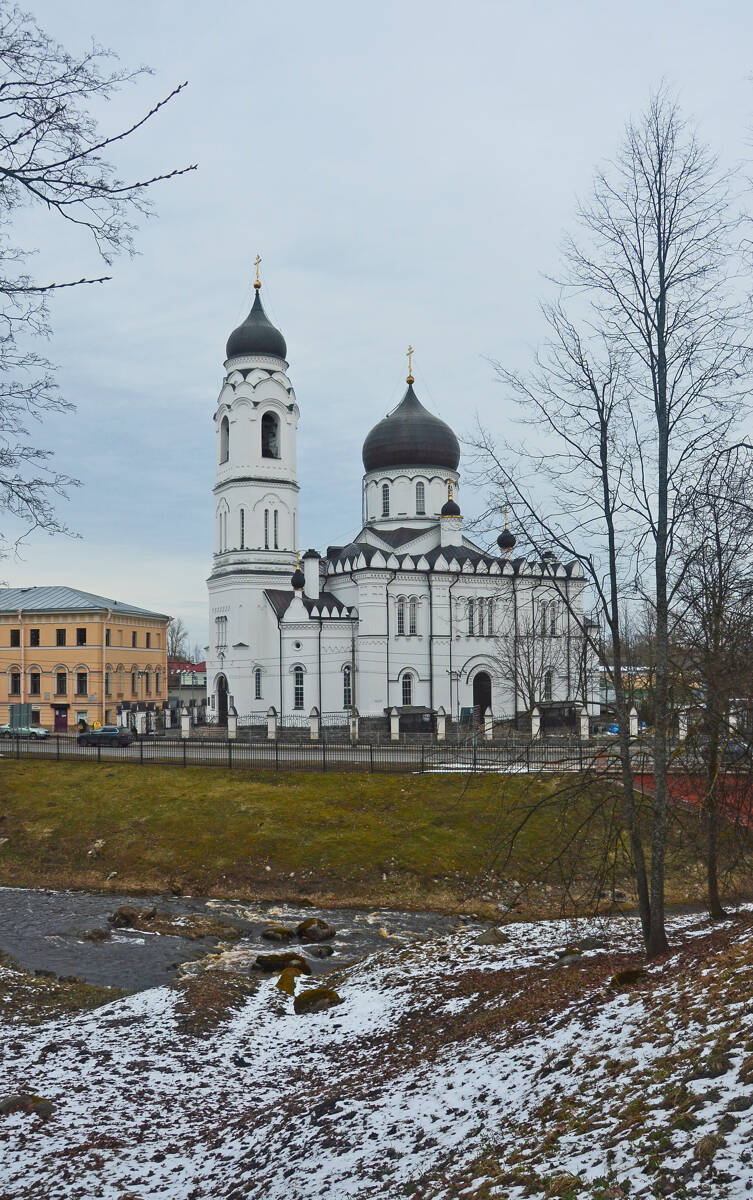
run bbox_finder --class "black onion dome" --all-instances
[441,497,461,517]
[362,383,460,472]
[291,567,305,590]
[226,288,287,360]
[497,529,516,551]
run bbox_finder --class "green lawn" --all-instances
[0,761,746,913]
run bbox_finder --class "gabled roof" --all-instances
[263,589,357,621]
[0,586,169,619]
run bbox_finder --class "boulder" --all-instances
[254,951,311,973]
[306,945,335,959]
[276,967,304,996]
[296,917,336,943]
[293,986,343,1015]
[261,923,296,942]
[82,928,110,943]
[610,966,647,988]
[0,1094,54,1119]
[475,927,510,946]
[108,905,156,929]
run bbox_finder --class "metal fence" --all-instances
[0,734,624,775]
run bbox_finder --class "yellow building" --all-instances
[0,587,170,732]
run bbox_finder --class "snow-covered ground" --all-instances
[2,906,752,1199]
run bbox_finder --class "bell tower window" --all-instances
[261,412,280,459]
[220,416,229,463]
[381,483,390,517]
[416,481,425,515]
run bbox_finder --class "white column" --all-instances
[629,706,638,738]
[436,706,446,742]
[180,706,190,740]
[309,706,320,741]
[484,707,493,741]
[579,706,589,741]
[390,706,400,742]
[227,707,237,740]
[349,709,359,744]
[267,706,277,741]
[531,705,541,739]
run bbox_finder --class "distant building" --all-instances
[167,658,207,724]
[205,274,599,732]
[0,587,169,731]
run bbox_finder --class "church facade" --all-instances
[206,276,598,730]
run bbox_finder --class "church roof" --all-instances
[226,287,287,361]
[321,540,583,578]
[263,589,357,620]
[362,382,460,472]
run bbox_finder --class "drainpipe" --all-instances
[447,576,459,720]
[348,570,359,714]
[18,609,24,709]
[384,571,397,712]
[428,574,434,712]
[103,609,111,724]
[278,619,283,721]
[318,615,323,713]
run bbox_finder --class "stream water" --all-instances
[0,887,476,992]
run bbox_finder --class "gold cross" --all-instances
[254,254,262,289]
[407,344,414,382]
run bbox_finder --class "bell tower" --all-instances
[206,263,300,719]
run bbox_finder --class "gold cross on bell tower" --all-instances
[253,254,262,290]
[406,344,414,384]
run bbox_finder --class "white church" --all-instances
[206,273,597,735]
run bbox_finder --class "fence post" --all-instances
[56,736,60,762]
[370,744,374,773]
[97,744,101,764]
[322,742,327,773]
[140,738,143,764]
[15,736,19,760]
[228,741,233,770]
[420,744,425,774]
[472,740,477,772]
[275,740,279,771]
[579,740,583,772]
[182,741,187,768]
[526,742,530,773]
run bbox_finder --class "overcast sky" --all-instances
[4,0,753,647]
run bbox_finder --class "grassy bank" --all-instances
[0,761,748,913]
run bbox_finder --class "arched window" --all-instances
[408,597,417,636]
[264,509,270,550]
[343,664,352,710]
[550,601,558,636]
[416,481,425,515]
[261,411,280,459]
[105,671,111,697]
[477,599,485,637]
[544,669,553,701]
[9,669,20,696]
[240,509,245,550]
[293,665,304,710]
[254,668,262,700]
[381,482,390,517]
[273,509,279,550]
[487,597,494,636]
[396,597,405,636]
[401,672,413,706]
[468,598,475,637]
[220,416,229,463]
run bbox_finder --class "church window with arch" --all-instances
[343,664,352,710]
[408,597,417,636]
[396,597,405,636]
[401,672,413,706]
[544,669,553,701]
[9,669,20,696]
[467,599,475,637]
[264,509,269,550]
[293,665,304,710]
[273,509,279,549]
[261,411,280,459]
[220,416,229,463]
[254,668,262,700]
[416,481,425,515]
[381,482,390,517]
[240,509,245,550]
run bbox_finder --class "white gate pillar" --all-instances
[309,706,320,741]
[531,705,541,739]
[436,706,446,742]
[349,708,359,744]
[390,707,400,742]
[629,706,638,739]
[579,706,589,741]
[227,706,238,741]
[267,706,277,741]
[180,706,190,740]
[484,707,494,741]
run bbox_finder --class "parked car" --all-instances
[0,724,49,739]
[77,725,134,748]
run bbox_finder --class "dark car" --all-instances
[78,725,134,748]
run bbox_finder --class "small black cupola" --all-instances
[226,260,287,361]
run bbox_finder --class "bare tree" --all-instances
[675,449,753,918]
[474,90,751,956]
[167,617,189,659]
[0,2,194,557]
[492,588,569,723]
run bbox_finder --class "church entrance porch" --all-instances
[217,676,229,727]
[472,671,492,721]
